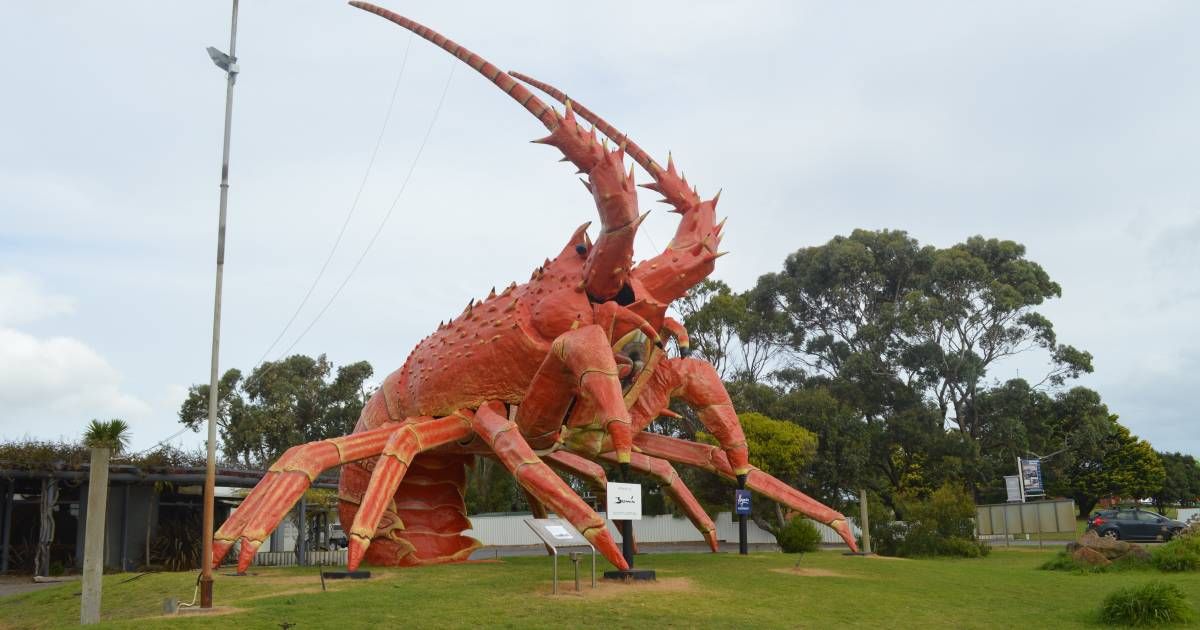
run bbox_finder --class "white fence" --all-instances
[464,512,858,547]
[241,511,858,567]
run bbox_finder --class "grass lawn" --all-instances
[3,549,1198,629]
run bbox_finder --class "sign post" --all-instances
[602,481,655,582]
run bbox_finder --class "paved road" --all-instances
[0,576,71,599]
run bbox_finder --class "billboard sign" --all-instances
[1020,458,1044,496]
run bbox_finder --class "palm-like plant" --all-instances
[83,419,131,453]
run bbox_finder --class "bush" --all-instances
[1098,581,1193,626]
[776,517,822,553]
[896,484,990,558]
[1152,534,1200,572]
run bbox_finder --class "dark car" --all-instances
[329,523,349,550]
[1086,508,1186,541]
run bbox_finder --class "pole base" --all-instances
[199,576,213,608]
[322,570,371,580]
[602,569,656,582]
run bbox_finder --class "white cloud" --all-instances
[0,270,75,325]
[0,272,150,443]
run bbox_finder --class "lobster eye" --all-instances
[575,244,587,256]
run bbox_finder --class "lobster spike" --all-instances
[667,151,676,175]
[715,217,728,234]
[659,408,684,420]
[580,178,593,193]
[488,287,497,299]
[639,181,662,193]
[712,188,722,208]
[510,70,705,212]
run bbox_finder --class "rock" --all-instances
[1072,546,1112,568]
[1119,545,1152,562]
[1077,531,1130,559]
[1070,530,1149,563]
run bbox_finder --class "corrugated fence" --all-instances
[246,513,858,566]
[463,512,858,547]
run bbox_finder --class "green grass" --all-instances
[3,549,1199,629]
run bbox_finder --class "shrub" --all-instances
[896,484,990,558]
[1098,581,1193,626]
[1152,538,1200,573]
[776,517,822,553]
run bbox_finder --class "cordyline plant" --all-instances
[82,419,131,453]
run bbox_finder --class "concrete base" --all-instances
[602,569,656,582]
[322,570,371,580]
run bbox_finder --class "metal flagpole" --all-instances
[201,0,240,608]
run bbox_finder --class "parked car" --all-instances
[1086,508,1186,541]
[329,522,348,550]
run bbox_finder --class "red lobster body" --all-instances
[212,2,859,574]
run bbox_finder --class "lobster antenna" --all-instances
[510,71,702,210]
[349,2,560,132]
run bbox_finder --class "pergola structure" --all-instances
[0,463,337,575]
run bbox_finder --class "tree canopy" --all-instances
[671,229,1175,517]
[178,354,373,466]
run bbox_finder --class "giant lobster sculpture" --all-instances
[212,1,858,573]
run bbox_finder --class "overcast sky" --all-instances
[1,1,1196,458]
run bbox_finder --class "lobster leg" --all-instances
[516,324,633,464]
[599,451,720,552]
[212,422,404,570]
[545,450,608,505]
[345,413,474,571]
[633,432,859,552]
[473,402,629,570]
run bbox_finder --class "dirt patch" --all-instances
[535,576,696,599]
[770,568,856,578]
[860,554,909,560]
[175,605,245,617]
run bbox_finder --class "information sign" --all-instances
[523,518,595,594]
[606,482,642,520]
[735,489,752,515]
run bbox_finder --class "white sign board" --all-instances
[1004,475,1022,503]
[524,518,590,548]
[606,482,642,520]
